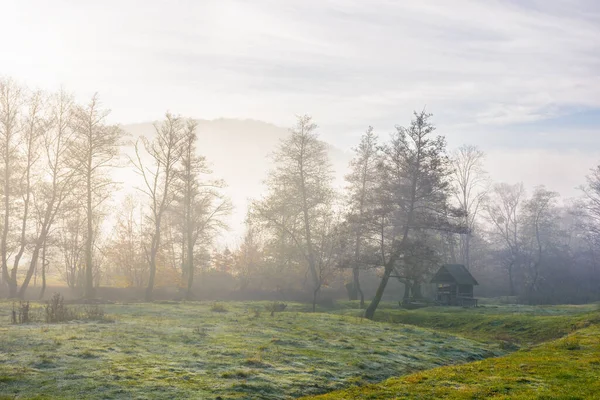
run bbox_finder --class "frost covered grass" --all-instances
[304,324,600,399]
[0,301,501,399]
[337,302,600,346]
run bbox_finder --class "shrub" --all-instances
[11,301,31,324]
[45,293,75,323]
[210,302,228,313]
[82,304,105,321]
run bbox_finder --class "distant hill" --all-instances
[120,119,351,246]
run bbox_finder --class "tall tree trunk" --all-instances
[145,224,161,301]
[508,261,515,296]
[18,228,48,298]
[447,232,457,264]
[465,232,471,270]
[403,281,411,304]
[312,287,319,312]
[146,250,157,301]
[352,267,364,308]
[353,226,365,307]
[84,160,94,299]
[38,237,47,300]
[185,236,194,300]
[1,155,16,298]
[365,191,416,318]
[347,282,358,301]
[365,266,393,319]
[411,281,422,299]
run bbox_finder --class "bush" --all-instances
[82,304,106,321]
[210,302,228,313]
[45,293,75,323]
[11,301,31,324]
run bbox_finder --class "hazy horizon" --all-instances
[3,1,599,237]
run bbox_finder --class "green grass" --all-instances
[0,301,501,399]
[303,324,600,399]
[337,303,600,346]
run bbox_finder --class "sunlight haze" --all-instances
[3,0,599,243]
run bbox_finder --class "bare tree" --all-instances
[71,94,122,299]
[18,90,77,298]
[485,182,526,296]
[57,206,85,289]
[232,220,264,291]
[106,195,147,288]
[12,90,46,294]
[175,120,231,299]
[344,126,380,307]
[451,145,488,270]
[252,115,334,311]
[0,78,23,297]
[131,112,185,301]
[522,186,559,300]
[578,166,600,293]
[580,166,600,236]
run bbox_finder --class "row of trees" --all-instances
[230,113,600,316]
[0,78,229,300]
[2,76,599,314]
[246,111,465,314]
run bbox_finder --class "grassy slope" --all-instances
[304,324,600,400]
[0,302,500,400]
[337,303,600,345]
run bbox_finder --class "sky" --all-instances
[1,0,600,200]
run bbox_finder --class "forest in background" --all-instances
[1,77,600,315]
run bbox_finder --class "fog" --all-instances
[2,2,600,398]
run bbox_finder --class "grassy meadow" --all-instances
[305,323,600,400]
[0,301,500,399]
[0,300,598,399]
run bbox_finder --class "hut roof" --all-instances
[430,264,478,285]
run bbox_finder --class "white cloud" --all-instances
[1,0,599,181]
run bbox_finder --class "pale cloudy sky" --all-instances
[2,0,600,198]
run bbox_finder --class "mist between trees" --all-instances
[1,77,599,318]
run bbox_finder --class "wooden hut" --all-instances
[430,264,478,306]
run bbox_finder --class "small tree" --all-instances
[252,115,335,311]
[0,78,23,297]
[232,221,264,291]
[175,120,230,299]
[521,186,559,301]
[450,145,488,270]
[344,126,380,307]
[57,206,85,289]
[131,112,185,301]
[18,90,77,298]
[106,195,147,287]
[71,94,122,299]
[485,182,526,296]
